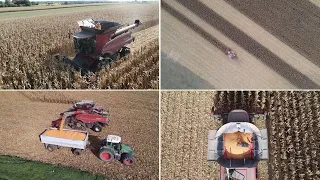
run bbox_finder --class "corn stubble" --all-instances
[161,91,320,180]
[0,4,158,89]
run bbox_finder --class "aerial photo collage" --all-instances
[0,0,319,179]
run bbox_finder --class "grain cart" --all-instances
[208,109,269,180]
[62,19,141,72]
[99,135,136,166]
[40,112,89,155]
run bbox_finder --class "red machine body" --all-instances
[51,100,109,132]
[69,19,141,72]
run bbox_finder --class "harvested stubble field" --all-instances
[0,3,121,13]
[161,91,320,180]
[161,0,320,89]
[0,91,159,180]
[0,3,159,89]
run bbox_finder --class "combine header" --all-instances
[208,109,269,180]
[62,19,141,72]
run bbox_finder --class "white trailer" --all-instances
[40,113,89,155]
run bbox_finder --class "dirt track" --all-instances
[161,0,320,89]
[0,92,159,180]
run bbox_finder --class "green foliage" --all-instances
[0,155,106,180]
[5,0,11,5]
[13,0,31,6]
[31,1,39,5]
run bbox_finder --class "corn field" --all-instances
[162,91,320,180]
[212,91,320,180]
[0,4,159,89]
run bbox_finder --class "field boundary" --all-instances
[20,92,79,104]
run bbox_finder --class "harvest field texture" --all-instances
[161,91,320,180]
[0,3,159,89]
[161,0,320,89]
[0,91,159,179]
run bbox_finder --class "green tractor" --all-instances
[98,135,136,166]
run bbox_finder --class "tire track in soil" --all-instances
[181,92,193,177]
[174,92,186,178]
[310,92,320,177]
[203,91,220,179]
[186,92,201,179]
[303,92,313,178]
[160,91,169,178]
[160,91,175,179]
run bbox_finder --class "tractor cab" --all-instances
[99,135,135,165]
[105,135,122,150]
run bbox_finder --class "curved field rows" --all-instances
[0,91,159,180]
[161,0,320,89]
[0,3,159,89]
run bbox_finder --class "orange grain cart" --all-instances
[40,113,89,155]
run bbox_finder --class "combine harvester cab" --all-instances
[68,100,109,117]
[40,112,89,155]
[208,109,269,180]
[64,19,142,72]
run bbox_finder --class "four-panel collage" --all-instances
[0,0,319,180]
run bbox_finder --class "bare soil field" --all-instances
[0,91,159,180]
[0,3,159,89]
[161,91,320,180]
[161,0,320,89]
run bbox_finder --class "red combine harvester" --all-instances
[52,100,109,132]
[62,19,141,72]
[66,100,108,116]
[208,109,269,180]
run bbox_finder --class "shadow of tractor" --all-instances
[88,135,103,159]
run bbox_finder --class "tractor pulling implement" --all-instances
[208,109,269,180]
[40,100,136,166]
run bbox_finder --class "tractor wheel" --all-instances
[92,123,102,132]
[72,148,82,155]
[99,148,115,162]
[47,144,57,152]
[121,154,135,166]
